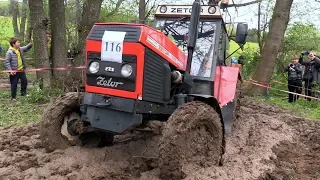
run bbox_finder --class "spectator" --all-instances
[4,37,32,100]
[231,57,238,64]
[238,55,245,65]
[284,56,302,103]
[299,51,320,101]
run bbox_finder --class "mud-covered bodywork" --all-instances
[81,10,241,135]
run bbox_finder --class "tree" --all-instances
[247,0,294,96]
[138,0,157,23]
[138,0,145,23]
[10,0,19,38]
[29,0,51,88]
[72,0,125,85]
[20,0,28,41]
[71,0,104,86]
[49,0,68,89]
[10,0,28,41]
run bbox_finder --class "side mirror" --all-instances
[187,0,201,49]
[186,0,201,73]
[235,23,248,46]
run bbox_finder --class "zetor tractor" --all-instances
[40,0,247,179]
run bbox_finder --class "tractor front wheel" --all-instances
[159,101,223,180]
[40,92,114,152]
[40,92,83,152]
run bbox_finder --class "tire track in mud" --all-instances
[0,97,319,180]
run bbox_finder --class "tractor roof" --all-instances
[154,5,222,19]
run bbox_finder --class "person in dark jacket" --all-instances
[299,51,320,101]
[284,56,303,103]
[4,37,32,100]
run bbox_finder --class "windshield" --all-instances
[154,18,217,78]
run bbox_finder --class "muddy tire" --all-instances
[159,101,223,180]
[40,92,84,152]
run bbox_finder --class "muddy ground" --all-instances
[0,97,319,180]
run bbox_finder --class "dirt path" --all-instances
[0,97,319,180]
[0,78,34,91]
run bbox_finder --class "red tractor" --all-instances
[40,0,248,179]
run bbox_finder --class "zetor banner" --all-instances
[155,5,221,17]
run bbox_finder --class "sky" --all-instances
[225,0,320,29]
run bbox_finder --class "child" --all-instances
[4,37,32,100]
[284,56,302,103]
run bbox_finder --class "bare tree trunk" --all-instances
[257,1,262,54]
[10,0,20,38]
[139,0,145,24]
[246,0,293,96]
[49,0,67,89]
[25,13,32,42]
[71,0,124,87]
[19,0,28,41]
[75,0,82,44]
[29,0,51,88]
[72,0,103,86]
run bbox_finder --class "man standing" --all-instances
[4,37,32,100]
[284,56,302,103]
[299,52,320,101]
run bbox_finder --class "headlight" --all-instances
[121,64,133,77]
[89,62,100,74]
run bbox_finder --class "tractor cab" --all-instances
[154,5,228,79]
[153,4,248,97]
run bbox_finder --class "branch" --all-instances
[144,0,157,20]
[227,0,262,7]
[105,0,125,18]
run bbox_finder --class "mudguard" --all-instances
[214,66,239,107]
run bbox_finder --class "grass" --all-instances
[254,95,320,120]
[0,91,42,127]
[0,79,62,127]
[229,40,259,56]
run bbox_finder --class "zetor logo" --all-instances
[170,7,204,13]
[96,76,123,88]
[105,67,114,72]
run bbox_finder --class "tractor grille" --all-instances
[87,25,141,42]
[143,48,169,103]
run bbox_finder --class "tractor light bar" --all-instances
[155,5,220,17]
[208,6,216,14]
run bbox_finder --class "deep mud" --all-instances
[0,97,319,180]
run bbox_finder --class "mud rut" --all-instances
[0,97,319,180]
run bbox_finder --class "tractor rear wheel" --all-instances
[159,101,223,180]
